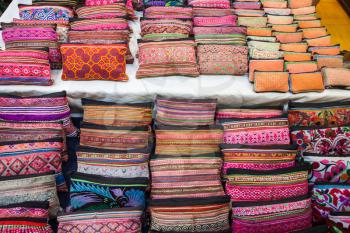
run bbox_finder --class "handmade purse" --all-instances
[32,0,78,6]
[306,35,332,47]
[288,0,313,8]
[85,0,122,5]
[274,31,303,43]
[187,0,231,8]
[254,71,289,92]
[291,6,316,15]
[249,48,284,59]
[70,18,129,31]
[247,36,277,42]
[316,55,343,69]
[247,27,272,36]
[237,16,267,27]
[75,4,128,19]
[233,9,265,17]
[143,0,185,7]
[281,42,308,52]
[143,6,192,19]
[264,7,291,15]
[302,27,328,39]
[284,52,312,61]
[141,19,192,41]
[193,15,237,27]
[232,1,261,9]
[309,45,341,55]
[216,106,284,120]
[261,0,288,8]
[294,13,319,20]
[248,59,284,82]
[285,61,318,73]
[297,19,322,29]
[322,68,350,88]
[267,14,294,24]
[290,72,325,93]
[19,5,74,22]
[248,40,281,51]
[271,23,298,32]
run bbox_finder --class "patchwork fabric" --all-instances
[322,68,350,88]
[216,106,284,120]
[155,96,217,126]
[70,172,148,211]
[225,165,309,202]
[232,196,312,233]
[58,208,143,233]
[149,196,231,232]
[82,99,152,127]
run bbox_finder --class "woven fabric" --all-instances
[290,72,324,93]
[76,4,128,19]
[261,0,287,8]
[312,183,350,224]
[197,45,248,75]
[309,45,341,55]
[248,41,280,51]
[274,31,303,43]
[272,23,298,32]
[294,13,319,20]
[249,48,284,59]
[150,153,224,199]
[155,97,217,126]
[85,0,122,6]
[232,1,261,9]
[149,196,231,232]
[225,165,309,202]
[70,173,148,211]
[143,7,192,19]
[58,208,143,233]
[216,107,284,120]
[297,19,322,29]
[70,18,129,31]
[155,126,223,155]
[77,146,150,178]
[0,173,59,217]
[327,213,350,233]
[281,42,308,52]
[193,15,237,27]
[19,5,73,22]
[291,6,316,15]
[61,44,128,81]
[221,144,297,173]
[137,40,199,78]
[248,59,284,82]
[232,196,312,233]
[193,26,246,35]
[234,9,265,16]
[193,8,233,17]
[221,117,290,145]
[144,0,185,7]
[316,55,343,69]
[285,61,318,73]
[284,52,312,62]
[80,123,151,150]
[82,99,152,126]
[141,19,192,41]
[291,126,350,155]
[0,92,77,137]
[254,71,289,92]
[237,16,267,27]
[264,7,291,15]
[187,0,231,8]
[323,68,350,87]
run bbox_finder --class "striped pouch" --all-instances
[322,67,350,88]
[249,59,284,82]
[261,0,287,8]
[141,19,192,40]
[237,16,268,27]
[308,45,341,55]
[290,72,324,93]
[297,19,322,29]
[301,27,328,39]
[281,42,308,52]
[315,55,343,68]
[221,144,297,173]
[193,15,237,27]
[267,14,294,24]
[284,52,312,61]
[232,1,261,9]
[70,18,129,30]
[254,71,289,92]
[70,173,148,211]
[291,6,316,15]
[232,196,312,233]
[306,35,332,47]
[226,164,309,201]
[285,61,318,73]
[155,96,217,126]
[216,106,284,120]
[77,146,150,178]
[193,26,246,35]
[58,208,143,233]
[270,23,298,32]
[144,6,192,19]
[288,0,313,8]
[75,4,128,19]
[327,213,350,233]
[193,8,233,17]
[247,27,272,36]
[274,31,303,43]
[264,7,291,15]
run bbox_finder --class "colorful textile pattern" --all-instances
[143,6,192,19]
[0,92,77,137]
[232,196,312,233]
[85,0,122,6]
[290,126,350,155]
[155,96,217,126]
[327,213,350,233]
[304,152,350,184]
[288,101,350,127]
[312,183,350,223]
[188,0,231,8]
[69,18,129,31]
[82,99,152,127]
[0,49,51,85]
[216,107,284,120]
[0,173,59,217]
[225,165,309,202]
[144,0,185,7]
[76,4,128,19]
[193,26,246,45]
[221,144,297,173]
[150,153,224,199]
[149,196,231,232]
[61,44,128,81]
[137,40,199,78]
[155,126,223,155]
[197,45,248,75]
[141,19,192,41]
[221,117,290,145]
[77,146,150,178]
[19,5,74,22]
[70,172,148,211]
[0,202,52,233]
[32,0,78,6]
[58,208,143,233]
[80,123,150,150]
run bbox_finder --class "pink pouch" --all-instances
[70,18,129,31]
[193,15,237,27]
[194,26,246,35]
[85,0,122,5]
[2,27,57,42]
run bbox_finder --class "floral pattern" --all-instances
[328,214,350,233]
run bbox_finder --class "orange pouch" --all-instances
[308,45,341,55]
[297,20,322,28]
[315,55,343,69]
[302,27,328,39]
[274,32,303,43]
[306,35,332,47]
[291,6,316,15]
[248,59,284,82]
[254,71,289,92]
[322,68,350,87]
[271,23,298,32]
[262,0,288,8]
[294,13,319,21]
[281,43,308,52]
[267,15,294,24]
[284,52,312,61]
[290,72,324,93]
[288,0,313,9]
[285,61,318,73]
[247,27,273,36]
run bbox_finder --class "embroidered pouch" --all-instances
[237,16,268,27]
[143,6,192,19]
[249,48,284,59]
[187,0,231,8]
[297,19,322,29]
[85,0,122,6]
[248,40,281,51]
[137,40,199,78]
[281,42,308,52]
[220,116,290,145]
[264,7,291,15]
[75,4,128,19]
[327,213,350,233]
[274,31,303,43]
[270,23,298,32]
[290,125,350,155]
[150,153,224,199]
[232,196,312,233]
[216,106,284,120]
[143,0,185,7]
[80,123,151,150]
[226,164,309,201]
[0,202,52,233]
[288,0,313,8]
[141,19,192,40]
[233,9,265,17]
[221,144,297,173]
[77,146,150,178]
[322,68,350,88]
[285,61,318,73]
[247,36,276,42]
[302,27,328,39]
[149,196,231,233]
[197,44,248,75]
[70,173,148,211]
[312,183,350,223]
[192,8,233,17]
[261,0,287,8]
[32,0,78,6]
[267,14,294,24]
[82,99,152,126]
[316,55,343,69]
[155,125,223,155]
[248,59,284,82]
[70,18,129,31]
[290,72,324,93]
[0,173,59,217]
[294,13,319,20]
[19,5,73,23]
[232,1,261,9]
[0,92,77,137]
[247,27,272,36]
[309,45,341,55]
[292,6,316,15]
[193,15,237,27]
[254,71,289,92]
[284,52,312,61]
[155,96,217,126]
[61,44,128,81]
[58,208,143,233]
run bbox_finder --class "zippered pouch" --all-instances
[264,7,291,15]
[261,0,287,8]
[290,125,350,155]
[312,183,350,224]
[70,18,129,31]
[75,3,128,19]
[237,16,268,27]
[267,14,294,25]
[271,23,298,32]
[82,99,152,127]
[141,19,192,40]
[226,164,309,201]
[193,26,246,35]
[297,20,322,29]
[247,27,272,36]
[288,0,313,8]
[292,6,316,15]
[232,196,312,233]
[284,52,312,61]
[193,15,237,27]
[285,61,318,73]
[248,40,281,51]
[274,31,303,43]
[327,212,350,233]
[221,144,297,172]
[290,72,325,94]
[192,8,233,17]
[0,201,52,233]
[249,59,285,82]
[306,35,332,47]
[58,207,143,233]
[149,196,231,233]
[315,55,343,69]
[216,105,284,120]
[187,0,231,9]
[281,42,308,52]
[254,71,289,93]
[294,13,319,20]
[322,67,350,88]
[144,6,193,19]
[308,45,341,55]
[249,48,284,59]
[70,172,148,211]
[19,5,73,22]
[301,27,328,39]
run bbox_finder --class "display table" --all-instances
[1,0,350,110]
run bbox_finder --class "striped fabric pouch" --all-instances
[237,16,267,27]
[264,7,291,15]
[193,8,233,17]
[70,173,148,211]
[85,0,123,5]
[58,208,143,233]
[143,6,192,19]
[306,35,332,47]
[291,6,316,15]
[75,4,128,19]
[18,5,74,22]
[267,14,294,24]
[193,15,237,27]
[77,146,150,178]
[289,72,324,93]
[232,196,312,233]
[253,71,289,92]
[70,18,129,30]
[297,19,322,29]
[247,27,272,36]
[322,68,350,88]
[216,106,284,120]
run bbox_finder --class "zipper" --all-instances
[0,91,66,99]
[226,163,308,175]
[232,195,310,207]
[77,145,150,154]
[72,172,149,185]
[0,137,63,146]
[220,144,298,150]
[80,122,149,131]
[149,195,230,206]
